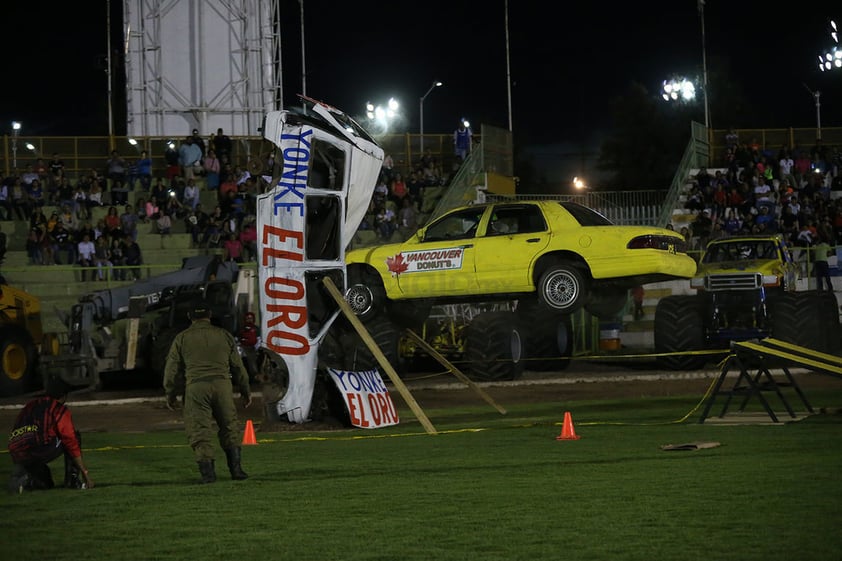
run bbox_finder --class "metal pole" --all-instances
[419,81,441,153]
[815,90,822,140]
[504,0,513,132]
[12,129,18,170]
[300,0,306,112]
[419,97,425,153]
[698,0,710,129]
[107,0,114,147]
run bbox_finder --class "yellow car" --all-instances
[345,200,696,323]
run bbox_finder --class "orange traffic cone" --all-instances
[555,411,580,440]
[242,419,258,445]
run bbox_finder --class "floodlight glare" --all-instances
[25,143,35,151]
[662,78,696,103]
[12,121,21,131]
[128,138,138,145]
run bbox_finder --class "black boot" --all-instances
[224,447,248,480]
[197,460,216,484]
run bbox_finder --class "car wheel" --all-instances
[654,295,707,370]
[345,266,386,322]
[537,263,587,314]
[464,311,525,381]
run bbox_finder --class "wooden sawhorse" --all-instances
[699,338,842,423]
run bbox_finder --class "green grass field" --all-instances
[3,390,842,561]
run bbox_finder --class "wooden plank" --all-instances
[321,277,437,435]
[760,338,842,366]
[404,328,507,415]
[735,340,842,377]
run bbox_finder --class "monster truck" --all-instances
[344,200,697,380]
[654,233,841,369]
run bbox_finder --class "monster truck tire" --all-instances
[654,295,707,370]
[330,315,405,375]
[345,266,386,322]
[537,263,588,314]
[771,292,827,351]
[464,311,525,381]
[387,300,432,330]
[149,327,184,384]
[585,287,628,320]
[0,326,37,397]
[516,302,572,372]
[815,291,842,353]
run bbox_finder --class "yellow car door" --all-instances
[393,207,484,297]
[475,203,551,293]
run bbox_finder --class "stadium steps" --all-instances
[669,167,730,229]
[619,286,676,349]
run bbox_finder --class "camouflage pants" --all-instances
[183,378,241,461]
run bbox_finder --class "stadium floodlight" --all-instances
[818,19,841,72]
[572,176,587,190]
[662,78,696,102]
[365,97,401,133]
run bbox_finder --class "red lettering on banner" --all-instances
[266,304,307,329]
[265,330,309,355]
[263,277,309,355]
[264,277,304,299]
[376,392,399,423]
[347,393,370,427]
[367,394,382,425]
[261,225,304,264]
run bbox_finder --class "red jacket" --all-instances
[8,396,82,462]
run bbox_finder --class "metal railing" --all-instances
[1,132,464,180]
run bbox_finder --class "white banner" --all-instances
[257,100,384,423]
[327,368,400,429]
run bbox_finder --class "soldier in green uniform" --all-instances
[163,302,252,484]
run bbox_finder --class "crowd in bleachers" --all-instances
[0,129,265,278]
[677,134,842,253]
[0,129,463,278]
[357,148,460,242]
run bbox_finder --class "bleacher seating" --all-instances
[2,178,224,332]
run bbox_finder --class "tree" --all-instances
[596,82,689,190]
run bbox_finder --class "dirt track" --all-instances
[2,363,839,434]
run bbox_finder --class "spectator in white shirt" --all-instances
[183,178,200,210]
[77,234,97,281]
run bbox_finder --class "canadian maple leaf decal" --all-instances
[386,253,409,276]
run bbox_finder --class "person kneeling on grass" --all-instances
[7,379,94,493]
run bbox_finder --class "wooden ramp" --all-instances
[699,338,842,424]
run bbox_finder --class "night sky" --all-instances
[3,1,840,149]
